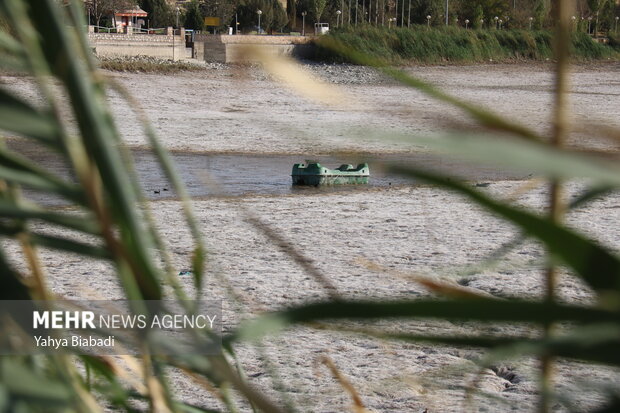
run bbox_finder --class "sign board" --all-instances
[204,17,220,26]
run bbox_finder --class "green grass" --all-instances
[313,26,619,64]
[98,56,205,73]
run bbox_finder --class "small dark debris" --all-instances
[154,190,160,194]
[474,182,491,188]
[457,278,473,287]
[491,365,521,384]
[178,271,192,276]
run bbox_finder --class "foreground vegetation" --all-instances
[313,26,620,63]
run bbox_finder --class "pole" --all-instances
[348,0,352,25]
[395,0,398,26]
[445,0,448,25]
[595,11,599,37]
[382,0,385,26]
[407,0,411,27]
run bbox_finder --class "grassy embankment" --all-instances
[98,56,205,73]
[313,26,620,64]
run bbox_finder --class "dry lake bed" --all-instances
[2,61,620,412]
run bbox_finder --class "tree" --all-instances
[310,0,327,22]
[272,0,289,30]
[237,0,288,32]
[184,0,204,30]
[587,0,609,33]
[139,0,174,27]
[405,0,445,25]
[460,0,509,25]
[201,0,240,31]
[533,0,546,29]
[473,4,484,28]
[288,0,297,29]
[86,0,136,27]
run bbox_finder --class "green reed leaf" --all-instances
[0,164,84,204]
[0,360,72,404]
[228,299,619,344]
[0,223,108,258]
[0,199,99,234]
[389,165,620,294]
[0,31,23,55]
[0,148,86,204]
[383,133,620,186]
[337,323,620,366]
[0,89,59,145]
[30,234,109,259]
[0,245,30,300]
[24,0,162,301]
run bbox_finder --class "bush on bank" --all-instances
[313,26,620,64]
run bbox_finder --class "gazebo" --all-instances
[114,6,147,33]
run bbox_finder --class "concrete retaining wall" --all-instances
[196,35,315,63]
[88,32,186,60]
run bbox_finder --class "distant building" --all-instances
[115,6,148,33]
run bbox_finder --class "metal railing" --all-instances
[89,26,170,35]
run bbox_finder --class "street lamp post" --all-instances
[336,10,341,27]
[480,19,484,28]
[529,16,533,29]
[257,9,262,34]
[172,7,179,61]
[571,15,576,31]
[494,16,499,29]
[499,19,503,30]
[426,15,431,28]
[301,11,307,36]
[616,16,619,34]
[465,19,469,29]
[388,17,395,28]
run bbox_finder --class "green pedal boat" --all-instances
[291,161,370,186]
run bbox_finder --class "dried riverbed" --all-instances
[2,61,620,412]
